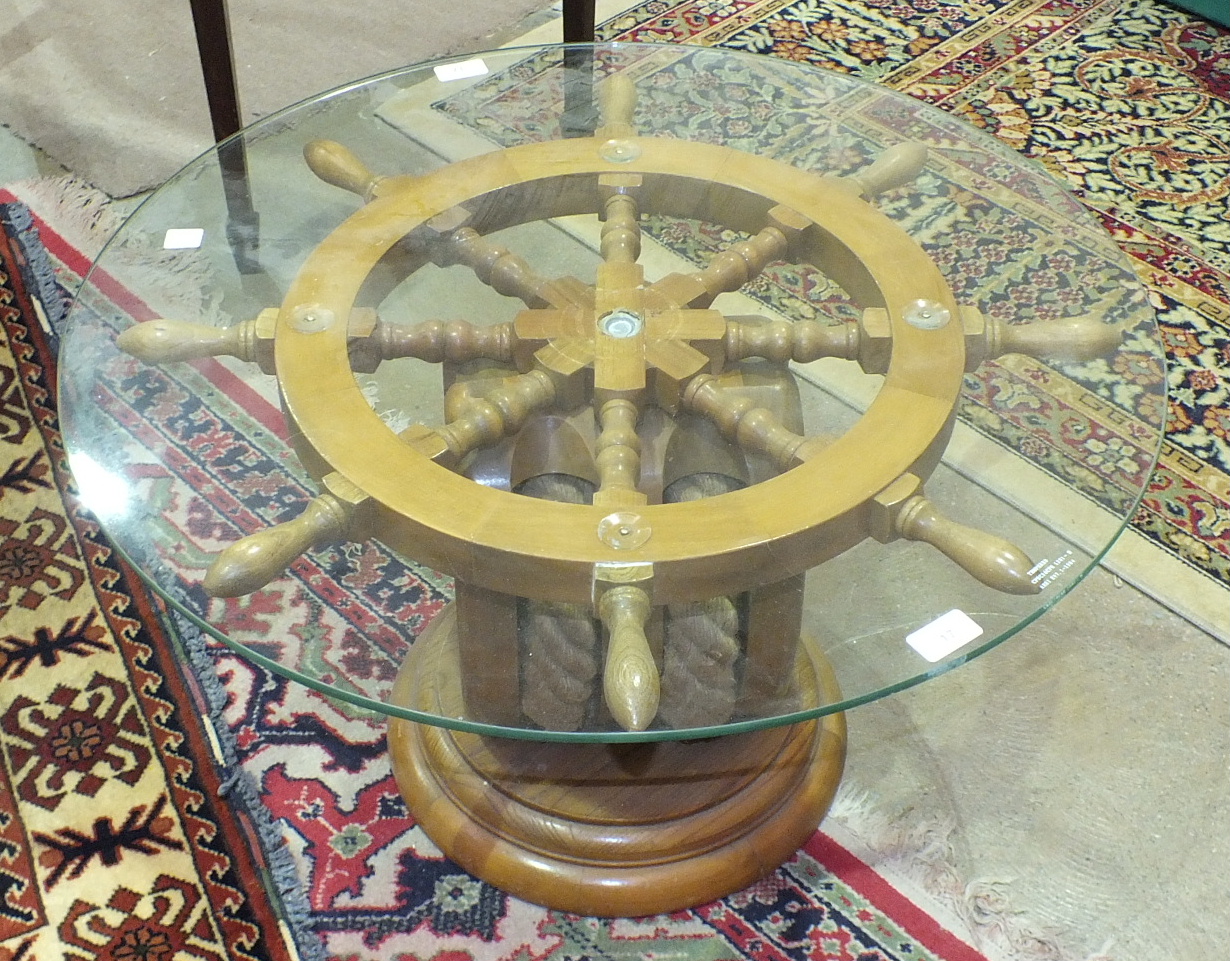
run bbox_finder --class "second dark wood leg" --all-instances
[563,0,598,42]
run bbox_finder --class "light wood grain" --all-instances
[388,606,846,915]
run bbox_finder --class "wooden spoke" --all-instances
[598,584,658,732]
[433,368,559,461]
[304,139,387,202]
[724,316,860,364]
[599,73,637,139]
[429,224,575,309]
[962,306,1126,369]
[203,480,363,597]
[601,188,641,264]
[350,317,518,370]
[117,310,277,372]
[677,226,790,309]
[593,398,646,508]
[681,373,832,471]
[871,474,1039,595]
[846,142,928,200]
[647,205,811,311]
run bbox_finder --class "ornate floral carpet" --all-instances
[3,0,1228,960]
[0,205,301,960]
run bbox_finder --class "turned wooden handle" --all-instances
[602,73,637,133]
[599,586,659,731]
[997,316,1125,362]
[303,139,381,199]
[203,494,351,597]
[117,319,239,363]
[897,495,1040,595]
[851,142,928,199]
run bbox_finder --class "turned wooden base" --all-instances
[388,605,847,916]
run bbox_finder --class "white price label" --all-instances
[163,228,204,250]
[906,609,984,662]
[434,59,489,82]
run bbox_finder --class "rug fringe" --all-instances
[830,784,1114,961]
[3,175,123,261]
[0,200,67,332]
[4,174,225,327]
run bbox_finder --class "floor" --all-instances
[2,9,1226,961]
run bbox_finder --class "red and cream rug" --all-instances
[2,0,1226,959]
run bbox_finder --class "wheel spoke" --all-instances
[844,142,928,201]
[202,473,368,597]
[304,139,387,201]
[601,185,641,265]
[871,473,1040,595]
[348,317,517,371]
[432,368,559,462]
[724,316,859,364]
[430,222,579,309]
[681,373,833,470]
[599,72,637,139]
[961,306,1126,368]
[647,206,811,310]
[593,399,646,508]
[116,311,277,372]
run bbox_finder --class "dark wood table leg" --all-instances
[563,0,597,42]
[188,0,600,270]
[561,1,599,138]
[188,0,260,274]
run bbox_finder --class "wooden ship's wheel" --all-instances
[119,75,1121,914]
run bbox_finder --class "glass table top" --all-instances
[59,42,1166,742]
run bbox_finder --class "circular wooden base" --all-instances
[388,605,846,917]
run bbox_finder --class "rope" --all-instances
[660,472,743,729]
[515,473,600,731]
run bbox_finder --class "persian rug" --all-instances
[4,0,1228,959]
[0,182,1035,958]
[0,205,304,959]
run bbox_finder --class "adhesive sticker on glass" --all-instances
[906,609,983,662]
[163,228,204,250]
[434,59,489,82]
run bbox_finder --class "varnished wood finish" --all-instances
[116,310,277,372]
[388,605,846,916]
[203,488,355,597]
[593,399,645,507]
[273,136,968,606]
[598,584,658,731]
[454,581,522,726]
[870,472,1040,594]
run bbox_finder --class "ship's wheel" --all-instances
[118,73,1121,913]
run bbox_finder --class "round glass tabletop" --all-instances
[59,42,1165,743]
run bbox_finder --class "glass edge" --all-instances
[57,39,1171,743]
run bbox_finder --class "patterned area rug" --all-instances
[0,206,301,959]
[4,0,1228,960]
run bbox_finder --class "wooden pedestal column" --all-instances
[388,605,846,917]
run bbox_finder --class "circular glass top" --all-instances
[59,42,1165,742]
